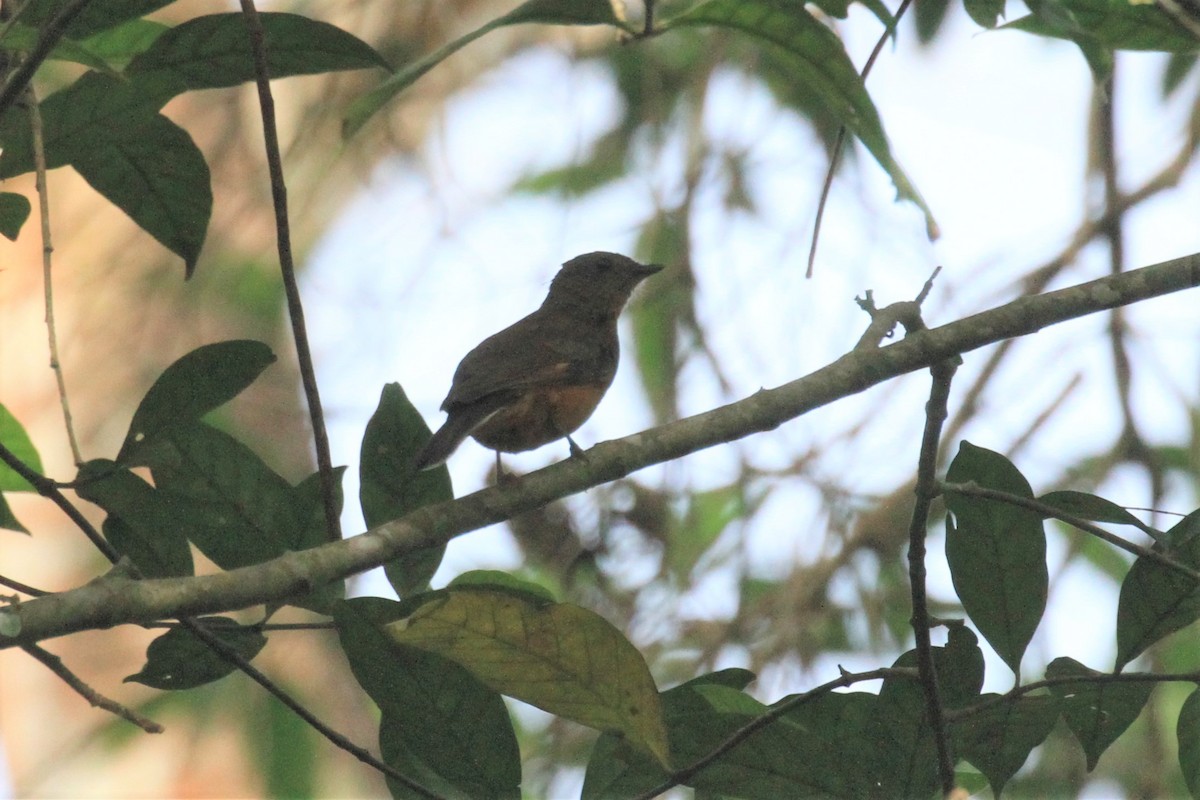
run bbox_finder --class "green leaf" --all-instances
[863,631,983,796]
[359,383,451,597]
[74,459,194,578]
[0,72,212,273]
[945,441,1048,675]
[953,694,1060,795]
[334,598,520,799]
[1039,489,1160,539]
[125,617,266,690]
[0,23,115,73]
[963,0,1006,28]
[387,588,671,767]
[1046,656,1153,771]
[290,467,347,552]
[16,0,177,40]
[117,340,275,464]
[125,13,389,102]
[1114,509,1200,669]
[1007,0,1199,53]
[1178,687,1200,798]
[584,676,873,799]
[343,0,626,137]
[0,192,32,241]
[866,666,941,797]
[147,423,292,569]
[80,19,170,70]
[0,403,44,491]
[1163,54,1199,97]
[446,569,556,604]
[0,495,28,534]
[665,0,937,237]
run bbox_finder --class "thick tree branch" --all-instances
[1,251,1197,646]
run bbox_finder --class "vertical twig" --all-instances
[28,85,83,466]
[238,0,342,543]
[907,356,959,796]
[807,0,914,278]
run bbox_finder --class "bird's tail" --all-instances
[413,404,494,471]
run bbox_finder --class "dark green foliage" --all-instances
[0,13,386,274]
[359,384,452,597]
[0,193,31,241]
[1115,510,1200,669]
[125,617,267,690]
[74,459,194,578]
[117,340,276,465]
[334,598,521,799]
[1047,657,1153,771]
[945,442,1048,676]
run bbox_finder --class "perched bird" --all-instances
[414,251,662,471]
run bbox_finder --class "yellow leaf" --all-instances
[386,589,671,767]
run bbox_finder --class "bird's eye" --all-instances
[597,258,612,270]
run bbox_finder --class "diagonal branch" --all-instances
[940,481,1199,582]
[22,641,163,733]
[1,251,1198,646]
[0,0,94,119]
[631,666,917,799]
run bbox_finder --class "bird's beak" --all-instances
[637,262,665,278]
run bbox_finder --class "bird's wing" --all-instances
[441,312,615,409]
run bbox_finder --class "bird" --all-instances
[413,251,662,472]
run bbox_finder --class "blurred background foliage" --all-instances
[2,0,1200,797]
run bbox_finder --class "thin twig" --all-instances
[643,0,655,35]
[178,616,443,799]
[906,355,959,796]
[946,668,1200,722]
[807,0,914,278]
[27,85,83,466]
[630,667,917,799]
[0,440,427,792]
[0,441,119,561]
[940,481,1200,583]
[238,0,341,544]
[0,0,94,119]
[1155,0,1200,39]
[23,641,163,733]
[0,573,47,596]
